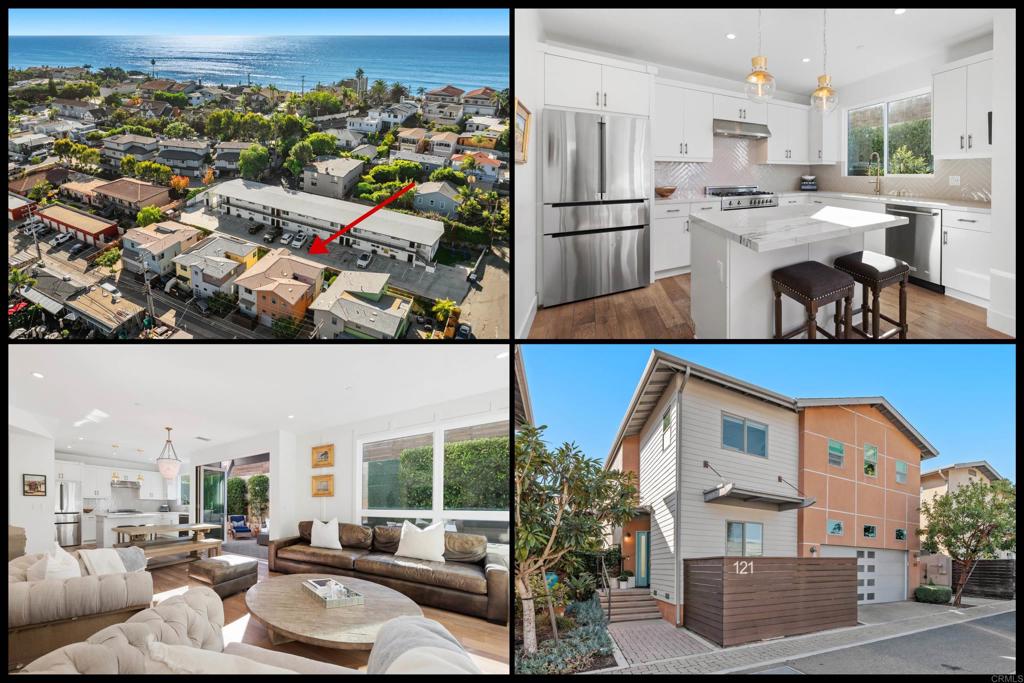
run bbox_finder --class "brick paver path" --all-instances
[602,600,1016,674]
[609,619,714,665]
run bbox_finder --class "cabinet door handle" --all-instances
[596,91,600,106]
[604,92,607,107]
[700,206,712,210]
[666,209,681,213]
[943,230,949,245]
[967,134,972,149]
[684,142,688,154]
[685,221,690,232]
[957,218,977,223]
[679,142,683,154]
[818,150,822,160]
[960,135,964,150]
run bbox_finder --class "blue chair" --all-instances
[228,515,253,539]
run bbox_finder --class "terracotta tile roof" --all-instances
[428,131,459,144]
[426,84,465,97]
[140,79,176,91]
[61,177,109,197]
[463,87,497,99]
[453,152,501,168]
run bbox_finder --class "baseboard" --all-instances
[654,266,691,281]
[943,287,989,309]
[516,294,537,340]
[987,268,1016,337]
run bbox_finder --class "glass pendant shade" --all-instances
[745,56,776,102]
[155,426,182,480]
[810,74,838,113]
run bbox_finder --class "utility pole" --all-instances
[144,267,156,331]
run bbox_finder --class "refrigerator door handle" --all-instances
[597,119,606,200]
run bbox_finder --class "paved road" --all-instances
[459,244,509,339]
[742,612,1016,675]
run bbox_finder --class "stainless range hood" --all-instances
[713,119,771,139]
[111,479,140,489]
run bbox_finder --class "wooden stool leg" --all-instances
[861,283,870,334]
[806,301,817,340]
[833,299,841,337]
[844,294,852,340]
[871,286,881,339]
[899,276,908,339]
[773,289,782,339]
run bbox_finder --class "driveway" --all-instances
[742,612,1016,675]
[458,244,509,339]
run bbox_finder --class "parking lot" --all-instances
[8,224,101,272]
[179,205,472,303]
[458,244,509,339]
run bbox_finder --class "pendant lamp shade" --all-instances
[745,9,775,102]
[810,10,838,113]
[156,426,182,480]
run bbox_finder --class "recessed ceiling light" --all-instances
[78,437,84,440]
[725,33,736,40]
[31,372,44,379]
[802,57,811,63]
[287,415,295,419]
[496,350,510,360]
[894,8,907,15]
[67,445,72,449]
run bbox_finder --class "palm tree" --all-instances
[431,298,457,323]
[416,86,426,98]
[355,68,365,81]
[9,267,36,290]
[150,58,156,78]
[389,82,409,103]
[369,79,388,107]
[491,88,510,118]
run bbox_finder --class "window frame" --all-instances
[726,520,765,557]
[720,412,769,458]
[828,439,845,467]
[895,528,907,541]
[841,86,934,178]
[863,444,878,477]
[895,460,908,484]
[827,519,844,536]
[863,524,877,538]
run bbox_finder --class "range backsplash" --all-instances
[813,158,991,202]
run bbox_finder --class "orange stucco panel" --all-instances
[828,476,856,513]
[621,434,640,476]
[856,483,885,516]
[802,506,827,545]
[803,432,831,473]
[803,470,828,511]
[803,405,855,445]
[820,510,855,547]
[883,519,910,550]
[885,490,908,522]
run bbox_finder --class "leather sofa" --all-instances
[270,521,509,624]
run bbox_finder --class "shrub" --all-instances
[94,247,120,267]
[564,573,597,603]
[914,584,952,604]
[227,477,247,516]
[515,596,613,675]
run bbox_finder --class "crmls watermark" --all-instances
[990,675,1022,683]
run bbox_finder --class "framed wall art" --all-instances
[23,474,46,496]
[311,443,335,468]
[312,474,334,497]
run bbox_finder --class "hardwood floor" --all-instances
[529,273,1012,340]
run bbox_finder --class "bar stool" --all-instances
[771,261,854,340]
[833,251,910,340]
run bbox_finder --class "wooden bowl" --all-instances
[655,186,677,198]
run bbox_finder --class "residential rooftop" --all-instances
[306,157,364,176]
[93,178,168,204]
[464,86,497,99]
[104,134,158,146]
[9,192,34,212]
[173,234,258,278]
[416,181,460,203]
[427,84,465,97]
[233,248,322,305]
[124,220,200,254]
[310,271,410,338]
[920,460,1005,482]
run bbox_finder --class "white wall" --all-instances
[988,11,1015,336]
[9,427,56,554]
[514,8,543,337]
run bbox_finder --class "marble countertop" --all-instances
[778,191,990,213]
[95,512,172,518]
[690,204,909,253]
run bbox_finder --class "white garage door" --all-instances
[819,546,907,604]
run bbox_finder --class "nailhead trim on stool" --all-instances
[833,250,910,340]
[771,261,855,340]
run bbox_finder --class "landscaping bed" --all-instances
[514,596,617,675]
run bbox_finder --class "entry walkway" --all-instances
[599,599,1015,674]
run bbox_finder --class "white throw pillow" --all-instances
[310,517,342,550]
[27,544,82,581]
[147,640,295,674]
[395,521,446,563]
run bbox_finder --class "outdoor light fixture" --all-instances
[810,10,839,113]
[744,9,775,102]
[155,426,182,480]
[809,545,817,555]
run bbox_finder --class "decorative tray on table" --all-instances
[303,578,364,608]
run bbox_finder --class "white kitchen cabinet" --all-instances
[780,195,809,206]
[55,460,83,482]
[713,94,766,124]
[932,57,992,159]
[652,204,691,276]
[81,513,96,543]
[762,104,809,163]
[788,107,809,164]
[653,83,713,161]
[83,465,108,498]
[943,226,990,300]
[808,107,839,164]
[544,53,650,116]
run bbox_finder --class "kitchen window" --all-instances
[721,414,768,457]
[864,444,878,477]
[726,521,763,557]
[846,91,933,176]
[896,460,908,484]
[827,519,844,536]
[828,439,845,467]
[863,524,877,538]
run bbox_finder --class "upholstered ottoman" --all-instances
[188,555,258,598]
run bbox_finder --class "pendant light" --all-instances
[155,426,182,480]
[810,9,838,113]
[745,9,776,102]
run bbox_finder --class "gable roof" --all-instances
[794,397,939,460]
[416,181,460,202]
[9,167,70,195]
[140,79,176,91]
[426,84,465,97]
[172,234,257,277]
[93,177,168,204]
[453,152,501,167]
[123,220,200,254]
[233,248,322,304]
[920,460,1004,482]
[310,271,410,337]
[463,86,497,99]
[52,98,93,108]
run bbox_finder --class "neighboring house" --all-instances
[326,128,365,150]
[120,220,202,276]
[50,98,104,121]
[172,234,259,299]
[396,127,429,153]
[138,79,176,98]
[233,248,324,327]
[412,181,461,218]
[369,101,418,127]
[206,178,443,264]
[919,461,1012,558]
[350,144,379,160]
[18,267,144,338]
[60,176,110,207]
[310,270,412,340]
[451,152,501,182]
[465,115,503,133]
[213,140,256,176]
[157,138,211,178]
[8,192,36,221]
[605,351,939,625]
[513,345,535,428]
[389,149,449,173]
[457,125,506,152]
[424,84,464,105]
[8,133,54,160]
[423,101,464,125]
[337,74,368,96]
[427,131,459,158]
[8,167,69,196]
[98,82,138,99]
[31,118,96,141]
[92,177,173,215]
[166,81,200,95]
[101,134,159,170]
[461,86,499,116]
[346,115,384,134]
[191,86,228,107]
[300,156,364,200]
[129,100,174,119]
[36,203,119,246]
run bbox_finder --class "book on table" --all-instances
[302,577,364,608]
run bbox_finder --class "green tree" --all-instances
[163,121,197,139]
[47,75,57,96]
[271,112,308,142]
[514,424,638,655]
[304,132,338,157]
[120,154,137,177]
[271,315,301,338]
[919,479,1015,606]
[496,127,510,153]
[58,80,99,99]
[299,90,342,117]
[206,108,240,141]
[9,267,37,290]
[240,112,272,143]
[355,67,364,81]
[94,247,120,267]
[492,87,510,118]
[431,298,457,323]
[136,205,163,227]
[238,143,270,181]
[103,92,122,108]
[889,144,930,175]
[154,90,188,107]
[416,86,426,98]
[77,146,101,169]
[227,477,247,517]
[429,166,467,186]
[53,136,75,163]
[388,81,409,103]
[10,99,31,113]
[247,474,270,530]
[285,140,313,177]
[27,180,53,202]
[207,291,237,316]
[369,79,388,107]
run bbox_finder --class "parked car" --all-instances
[424,321,433,334]
[196,299,210,316]
[279,232,294,245]
[263,232,276,243]
[68,243,88,256]
[455,323,472,339]
[291,233,308,250]
[415,315,425,325]
[50,232,73,247]
[247,222,262,234]
[356,252,372,269]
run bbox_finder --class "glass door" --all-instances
[636,531,650,588]
[198,465,226,540]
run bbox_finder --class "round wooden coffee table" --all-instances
[245,573,423,650]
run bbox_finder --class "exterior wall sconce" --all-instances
[809,545,817,555]
[625,532,632,539]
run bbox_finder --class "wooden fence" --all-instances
[684,556,858,647]
[952,559,1016,599]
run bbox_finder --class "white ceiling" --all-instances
[9,345,509,463]
[538,9,995,94]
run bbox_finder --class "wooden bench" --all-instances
[133,538,223,568]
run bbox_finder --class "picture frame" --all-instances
[311,443,334,468]
[514,98,531,165]
[312,474,334,497]
[23,474,46,496]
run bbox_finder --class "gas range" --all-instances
[706,185,779,211]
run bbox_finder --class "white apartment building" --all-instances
[156,138,212,178]
[121,220,202,276]
[299,156,364,200]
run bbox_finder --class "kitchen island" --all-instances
[95,512,185,548]
[690,204,909,338]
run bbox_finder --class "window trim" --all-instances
[726,520,765,557]
[863,524,877,538]
[863,443,878,477]
[895,459,908,484]
[827,519,844,536]
[841,86,934,178]
[721,411,769,458]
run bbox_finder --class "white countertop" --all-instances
[690,204,909,253]
[95,512,172,518]
[656,191,990,213]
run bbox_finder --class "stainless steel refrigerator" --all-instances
[54,480,82,547]
[540,110,651,307]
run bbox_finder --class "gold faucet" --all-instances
[869,152,882,195]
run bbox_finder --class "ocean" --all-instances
[8,35,509,93]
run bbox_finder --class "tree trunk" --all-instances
[516,575,538,655]
[953,557,974,607]
[542,573,559,643]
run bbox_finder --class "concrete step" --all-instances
[608,608,662,623]
[602,596,659,607]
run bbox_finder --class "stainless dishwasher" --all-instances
[884,204,942,290]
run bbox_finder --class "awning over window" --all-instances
[703,482,815,511]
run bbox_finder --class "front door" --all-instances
[636,531,650,588]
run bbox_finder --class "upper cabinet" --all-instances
[653,82,713,162]
[55,460,83,482]
[808,108,840,165]
[760,104,809,164]
[932,55,992,159]
[544,52,651,117]
[713,94,767,125]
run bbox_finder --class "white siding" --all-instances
[677,378,800,601]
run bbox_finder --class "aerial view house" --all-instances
[370,101,418,126]
[16,266,144,337]
[389,149,450,173]
[413,180,461,218]
[101,134,159,170]
[350,143,379,159]
[310,271,412,340]
[172,234,259,299]
[8,192,36,222]
[156,138,211,178]
[396,127,429,152]
[8,167,69,196]
[36,204,119,246]
[326,128,365,150]
[426,131,459,158]
[31,118,96,141]
[50,98,105,121]
[345,114,384,134]
[461,86,499,115]
[138,78,176,98]
[424,84,464,105]
[233,248,324,327]
[605,350,937,627]
[920,461,1012,561]
[300,156,364,200]
[60,176,110,207]
[452,151,501,182]
[213,140,257,176]
[465,115,503,133]
[120,220,202,276]
[8,133,54,160]
[129,100,174,119]
[92,177,172,215]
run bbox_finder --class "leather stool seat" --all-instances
[833,250,910,340]
[834,250,909,284]
[771,261,854,340]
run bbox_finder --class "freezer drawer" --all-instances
[541,225,650,307]
[542,200,648,236]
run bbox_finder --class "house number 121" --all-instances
[733,560,754,574]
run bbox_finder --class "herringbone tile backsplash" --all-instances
[655,137,991,202]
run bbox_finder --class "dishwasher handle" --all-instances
[886,207,938,217]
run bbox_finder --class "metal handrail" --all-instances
[600,555,612,622]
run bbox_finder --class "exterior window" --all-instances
[827,519,844,536]
[857,550,865,559]
[864,444,878,476]
[721,414,768,457]
[867,551,875,558]
[726,521,763,557]
[828,439,845,467]
[967,468,977,477]
[863,525,877,538]
[846,93,933,176]
[895,528,906,541]
[867,592,875,600]
[867,579,875,586]
[661,411,671,450]
[896,460,908,484]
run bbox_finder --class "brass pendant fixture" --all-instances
[745,9,776,102]
[810,9,838,113]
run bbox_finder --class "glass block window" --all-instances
[895,528,907,541]
[863,525,877,538]
[828,520,844,536]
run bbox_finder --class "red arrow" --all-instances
[308,181,416,255]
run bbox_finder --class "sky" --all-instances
[7,9,509,36]
[520,344,1016,483]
